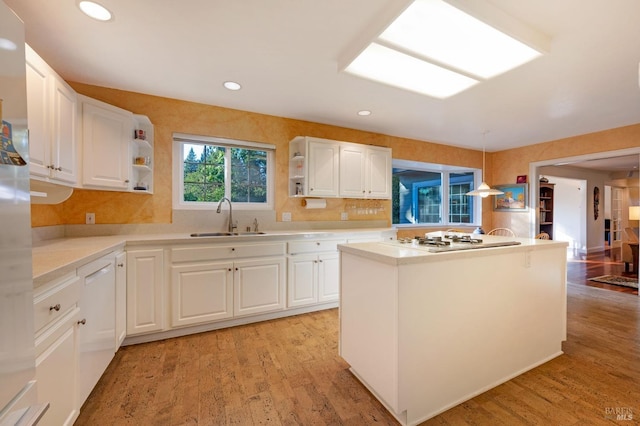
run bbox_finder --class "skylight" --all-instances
[342,0,547,99]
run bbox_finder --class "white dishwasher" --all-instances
[77,254,116,405]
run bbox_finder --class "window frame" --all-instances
[172,133,275,211]
[392,159,482,228]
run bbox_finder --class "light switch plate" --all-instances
[86,212,95,225]
[341,212,348,221]
[282,212,292,222]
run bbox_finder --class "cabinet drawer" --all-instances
[34,273,81,333]
[288,239,345,255]
[171,242,286,263]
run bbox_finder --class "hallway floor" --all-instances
[567,247,638,295]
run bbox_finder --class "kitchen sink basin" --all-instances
[190,231,266,237]
[190,232,235,237]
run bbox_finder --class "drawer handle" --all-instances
[49,304,61,312]
[117,263,124,267]
[78,318,86,325]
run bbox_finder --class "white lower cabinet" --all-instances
[171,261,234,327]
[233,257,286,316]
[287,239,344,308]
[115,252,127,348]
[35,309,80,426]
[287,252,339,307]
[126,248,165,335]
[33,271,83,426]
[169,243,286,328]
[77,255,117,404]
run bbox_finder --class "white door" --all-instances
[318,252,340,302]
[287,254,318,307]
[307,141,339,197]
[366,147,392,199]
[50,78,77,184]
[126,249,164,335]
[234,258,285,316]
[339,145,365,197]
[171,261,234,327]
[115,252,127,349]
[81,100,132,190]
[26,48,51,178]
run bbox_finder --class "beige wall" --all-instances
[31,83,640,234]
[31,83,489,228]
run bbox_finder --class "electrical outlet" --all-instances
[282,212,292,222]
[86,212,95,225]
[341,212,348,221]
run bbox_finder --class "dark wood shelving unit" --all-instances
[539,183,555,239]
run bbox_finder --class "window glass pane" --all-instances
[178,140,271,208]
[392,163,478,226]
[449,172,474,223]
[393,168,442,224]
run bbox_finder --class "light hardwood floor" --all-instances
[75,281,639,425]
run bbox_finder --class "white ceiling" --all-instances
[6,0,640,152]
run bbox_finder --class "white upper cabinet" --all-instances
[339,144,391,199]
[364,145,392,199]
[307,139,340,197]
[290,136,391,199]
[26,44,78,185]
[79,95,133,191]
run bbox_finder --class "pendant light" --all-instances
[466,131,503,198]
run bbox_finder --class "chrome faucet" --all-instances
[216,197,236,233]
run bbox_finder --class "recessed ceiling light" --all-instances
[78,1,113,22]
[223,81,242,91]
[0,38,17,51]
[357,110,372,116]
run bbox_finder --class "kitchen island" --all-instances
[338,233,568,425]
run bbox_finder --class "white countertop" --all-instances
[32,228,395,286]
[338,233,568,266]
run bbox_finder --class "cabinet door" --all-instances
[115,252,127,349]
[35,310,80,426]
[318,252,340,302]
[170,261,234,327]
[26,48,51,178]
[126,249,164,335]
[77,259,116,405]
[50,78,77,184]
[366,146,392,199]
[307,140,339,197]
[81,99,132,190]
[287,254,318,308]
[234,258,286,316]
[339,144,366,198]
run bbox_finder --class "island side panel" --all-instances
[339,251,402,415]
[397,245,567,424]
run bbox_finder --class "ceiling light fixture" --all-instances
[466,131,503,198]
[223,81,242,91]
[357,110,371,116]
[340,0,549,99]
[0,38,17,51]
[78,1,113,21]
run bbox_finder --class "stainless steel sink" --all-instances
[190,232,235,237]
[190,231,266,237]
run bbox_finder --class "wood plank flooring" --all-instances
[75,254,639,425]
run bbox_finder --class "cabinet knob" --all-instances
[231,248,235,251]
[47,164,54,169]
[235,267,238,271]
[117,263,124,267]
[49,303,61,312]
[228,268,232,272]
[56,166,62,171]
[78,318,86,325]
[124,179,130,183]
[310,188,314,191]
[319,260,323,263]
